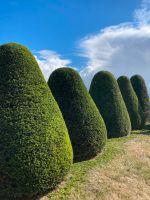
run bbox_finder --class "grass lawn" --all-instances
[38,126,150,200]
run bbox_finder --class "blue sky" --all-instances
[0,0,140,51]
[1,0,150,91]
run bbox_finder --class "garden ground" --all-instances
[38,125,150,200]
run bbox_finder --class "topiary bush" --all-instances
[131,75,150,125]
[0,43,73,200]
[48,68,107,162]
[89,71,131,138]
[117,76,142,130]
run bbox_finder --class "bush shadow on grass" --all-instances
[144,123,150,130]
[132,123,150,136]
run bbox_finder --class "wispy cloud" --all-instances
[134,0,150,24]
[34,50,71,80]
[79,0,150,91]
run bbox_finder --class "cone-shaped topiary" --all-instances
[131,75,150,125]
[89,71,131,138]
[117,76,142,130]
[0,43,73,200]
[48,68,107,162]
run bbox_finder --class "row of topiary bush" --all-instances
[89,72,149,138]
[0,42,149,199]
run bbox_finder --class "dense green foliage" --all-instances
[117,76,142,130]
[48,68,107,162]
[0,43,73,199]
[89,71,131,138]
[131,75,150,125]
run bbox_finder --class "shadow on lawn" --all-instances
[144,123,150,130]
[132,123,150,136]
[141,124,150,135]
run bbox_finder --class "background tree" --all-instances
[131,75,150,125]
[89,71,131,138]
[118,76,142,130]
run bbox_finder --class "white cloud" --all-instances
[34,50,71,81]
[134,0,150,24]
[79,0,150,92]
[34,0,150,93]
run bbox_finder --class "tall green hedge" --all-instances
[0,43,73,199]
[89,71,131,138]
[131,75,150,125]
[117,76,142,130]
[48,68,107,162]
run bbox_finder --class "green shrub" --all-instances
[117,76,142,130]
[89,71,131,138]
[131,75,150,125]
[0,43,73,199]
[48,68,107,162]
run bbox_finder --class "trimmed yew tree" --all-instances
[131,75,150,125]
[0,43,73,199]
[117,76,142,130]
[48,68,107,162]
[89,71,131,138]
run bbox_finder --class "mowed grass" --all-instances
[38,127,150,200]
